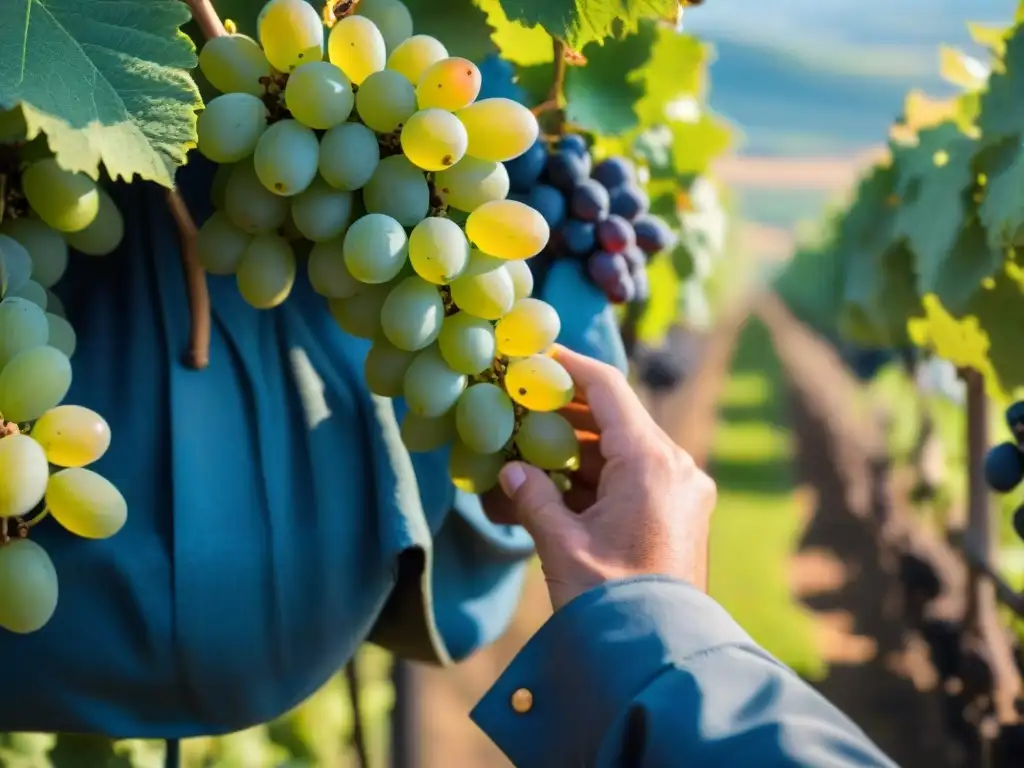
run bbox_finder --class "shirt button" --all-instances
[511,687,534,714]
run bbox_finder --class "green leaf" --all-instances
[924,216,1003,313]
[978,134,1024,248]
[968,22,1009,57]
[631,25,708,128]
[938,46,988,90]
[495,0,677,52]
[978,24,1024,143]
[667,114,732,176]
[476,0,554,65]
[401,0,497,61]
[0,0,201,187]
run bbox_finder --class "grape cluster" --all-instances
[0,146,127,634]
[982,400,1024,539]
[195,0,581,494]
[503,136,676,305]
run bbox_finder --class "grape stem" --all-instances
[531,39,568,134]
[166,189,212,370]
[184,0,227,39]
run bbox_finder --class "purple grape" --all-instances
[592,157,635,190]
[563,219,596,256]
[633,214,675,255]
[558,134,588,157]
[622,244,646,274]
[597,214,636,254]
[571,180,610,222]
[528,184,567,228]
[609,183,648,221]
[588,251,635,304]
[505,140,548,193]
[546,151,591,194]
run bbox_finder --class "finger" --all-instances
[498,461,573,540]
[553,346,653,439]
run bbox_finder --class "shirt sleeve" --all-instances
[471,576,898,768]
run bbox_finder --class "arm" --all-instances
[472,577,897,768]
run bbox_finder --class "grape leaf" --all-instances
[938,46,989,90]
[401,0,497,61]
[924,216,1003,313]
[0,0,201,187]
[968,22,1009,57]
[667,113,732,176]
[838,166,898,314]
[978,23,1024,142]
[977,134,1024,248]
[476,0,553,66]
[495,0,678,52]
[631,25,707,128]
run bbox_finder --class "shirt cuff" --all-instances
[470,575,761,767]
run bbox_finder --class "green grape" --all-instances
[455,383,515,455]
[21,159,99,233]
[400,108,468,171]
[47,467,127,540]
[0,345,72,423]
[327,15,386,85]
[257,0,324,73]
[408,217,469,284]
[0,434,49,518]
[387,35,447,84]
[329,283,391,338]
[211,162,235,209]
[0,297,49,369]
[362,155,429,226]
[198,33,271,96]
[0,235,33,294]
[254,119,320,196]
[355,69,418,133]
[364,336,417,397]
[46,290,65,318]
[403,345,466,418]
[62,188,124,257]
[290,178,354,242]
[505,354,574,412]
[319,122,381,191]
[197,93,268,163]
[449,441,503,494]
[416,57,481,112]
[457,98,540,163]
[515,411,580,471]
[196,211,252,275]
[437,311,495,375]
[0,539,58,634]
[380,276,444,351]
[45,313,76,358]
[343,213,408,284]
[434,157,509,213]
[225,160,290,233]
[355,0,413,52]
[505,259,534,300]
[31,405,110,468]
[0,218,68,287]
[236,234,296,308]
[495,298,560,357]
[466,199,549,260]
[448,250,514,320]
[400,410,455,453]
[10,280,47,310]
[285,61,355,130]
[308,237,362,298]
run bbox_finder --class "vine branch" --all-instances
[531,38,568,135]
[185,0,227,39]
[166,189,211,370]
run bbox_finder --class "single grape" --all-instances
[327,15,387,85]
[403,345,467,418]
[494,298,561,357]
[438,312,496,374]
[211,162,234,209]
[434,157,510,213]
[515,411,580,471]
[416,57,481,112]
[380,276,445,351]
[408,217,469,284]
[1006,401,1024,445]
[0,345,71,423]
[236,234,296,309]
[0,539,58,634]
[197,93,268,164]
[458,98,539,163]
[9,280,46,310]
[456,383,515,455]
[199,34,270,97]
[401,410,456,453]
[558,134,588,157]
[224,160,290,234]
[622,244,646,274]
[592,157,636,190]
[364,336,418,397]
[355,69,418,132]
[362,155,430,226]
[343,212,408,284]
[308,237,362,298]
[588,251,634,304]
[0,235,33,294]
[197,211,252,275]
[45,291,65,318]
[609,183,648,221]
[62,188,124,257]
[505,354,574,412]
[285,61,355,129]
[257,0,324,72]
[386,35,448,84]
[0,297,49,369]
[505,259,534,300]
[466,199,549,260]
[0,218,68,287]
[21,159,99,233]
[46,467,127,540]
[528,184,566,229]
[355,0,413,52]
[546,151,591,194]
[0,434,49,518]
[563,220,596,256]
[571,180,611,222]
[633,214,675,255]
[254,119,320,196]
[401,108,468,171]
[319,122,381,191]
[46,313,76,358]
[449,251,515,320]
[505,139,547,193]
[449,441,504,493]
[329,283,391,338]
[597,214,636,254]
[290,178,355,242]
[984,442,1024,493]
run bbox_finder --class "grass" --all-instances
[707,318,824,678]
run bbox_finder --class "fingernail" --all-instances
[499,463,527,498]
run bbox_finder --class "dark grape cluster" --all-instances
[503,135,676,305]
[635,324,696,392]
[983,400,1024,540]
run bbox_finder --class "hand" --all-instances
[482,345,716,611]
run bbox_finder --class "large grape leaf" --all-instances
[0,0,201,187]
[978,22,1024,143]
[977,134,1024,248]
[630,24,707,128]
[923,216,1003,313]
[495,0,678,52]
[476,0,553,65]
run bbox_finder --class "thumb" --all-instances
[498,461,571,540]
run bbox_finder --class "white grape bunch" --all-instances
[194,0,580,494]
[0,132,128,634]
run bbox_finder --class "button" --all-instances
[511,687,534,714]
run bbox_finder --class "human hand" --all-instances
[482,345,716,611]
